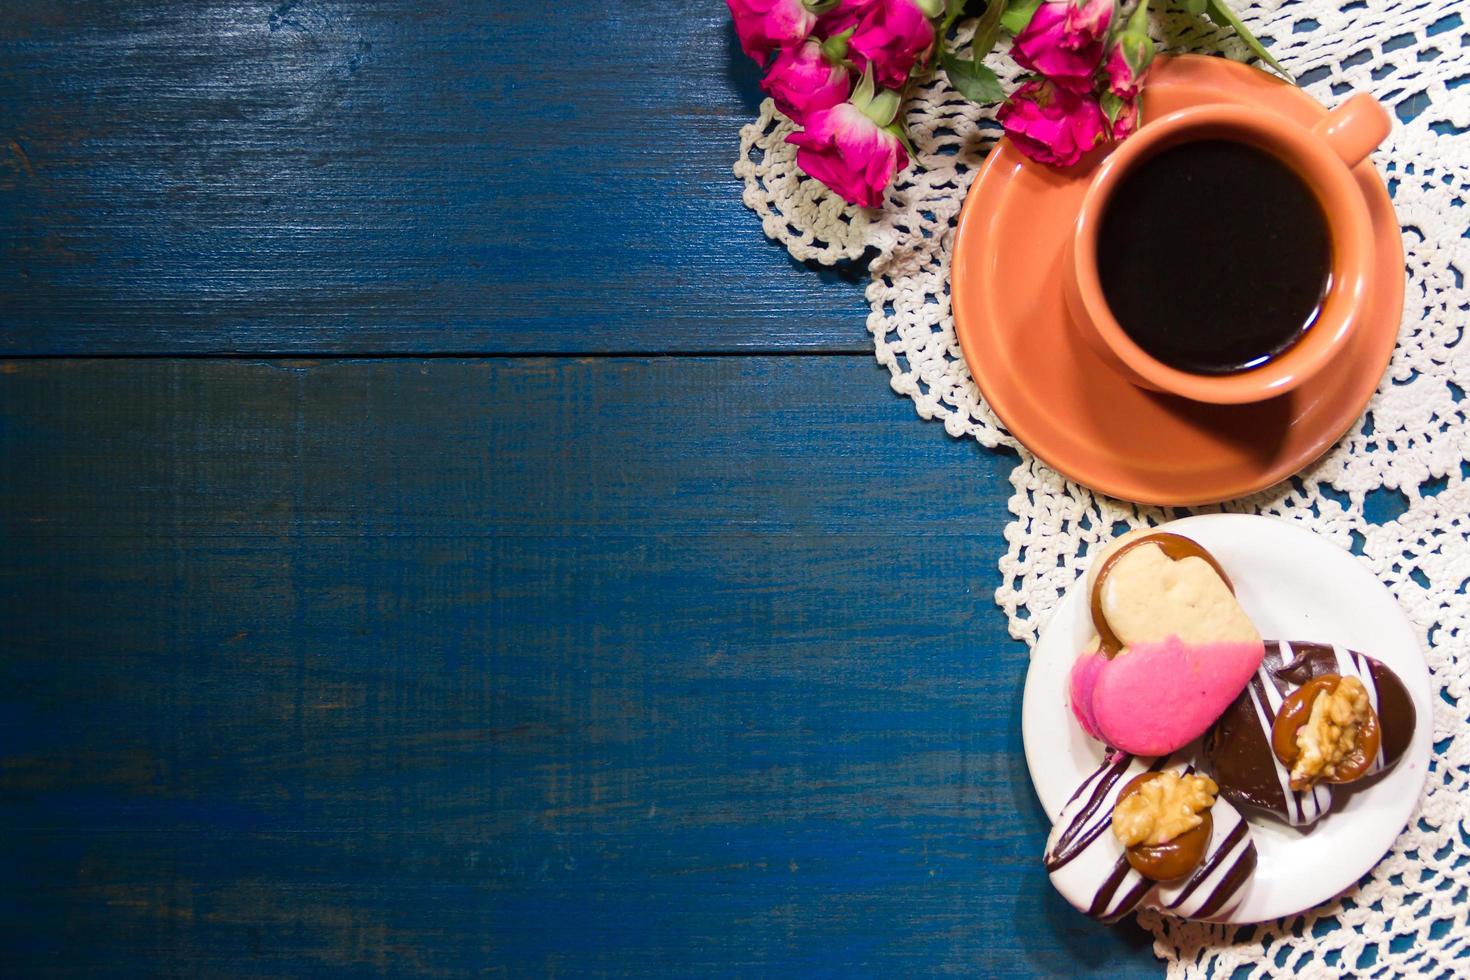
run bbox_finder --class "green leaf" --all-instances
[1180,0,1207,16]
[939,50,1005,104]
[1001,0,1043,34]
[970,0,1009,58]
[936,0,1008,105]
[1203,0,1293,80]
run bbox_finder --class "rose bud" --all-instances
[727,0,818,64]
[1104,0,1155,100]
[1107,96,1139,141]
[761,39,852,125]
[1012,0,1114,93]
[997,77,1108,167]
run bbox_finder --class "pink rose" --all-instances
[1109,97,1139,140]
[786,101,909,208]
[1011,0,1113,93]
[761,40,851,125]
[1065,0,1113,39]
[728,0,817,64]
[845,0,937,90]
[997,78,1108,167]
[816,0,873,37]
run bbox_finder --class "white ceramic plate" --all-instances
[1022,513,1432,924]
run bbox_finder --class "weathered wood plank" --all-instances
[0,2,870,355]
[0,356,1160,976]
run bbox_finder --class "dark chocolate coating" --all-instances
[1204,641,1416,826]
[1205,675,1301,819]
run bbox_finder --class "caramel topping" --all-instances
[1112,771,1217,881]
[1089,533,1234,657]
[1271,674,1380,790]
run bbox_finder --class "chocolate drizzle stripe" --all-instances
[1047,756,1169,873]
[1169,822,1244,911]
[1107,876,1154,923]
[1086,857,1132,919]
[1088,855,1150,922]
[1192,841,1258,920]
[1308,782,1330,822]
[1168,818,1249,910]
[1339,645,1388,772]
[1060,754,1111,810]
[1246,671,1303,823]
[1044,754,1132,871]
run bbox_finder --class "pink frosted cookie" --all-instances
[1069,531,1264,755]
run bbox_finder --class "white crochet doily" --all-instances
[735,2,1469,975]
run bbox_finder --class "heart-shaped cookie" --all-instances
[1069,531,1265,755]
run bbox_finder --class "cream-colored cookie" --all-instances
[1100,542,1259,649]
[1084,528,1162,600]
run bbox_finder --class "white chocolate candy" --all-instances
[1044,754,1258,923]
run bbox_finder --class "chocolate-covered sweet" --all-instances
[1045,754,1258,922]
[1204,640,1416,826]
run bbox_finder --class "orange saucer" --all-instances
[951,55,1404,506]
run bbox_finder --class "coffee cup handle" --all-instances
[1312,93,1391,170]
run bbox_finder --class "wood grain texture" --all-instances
[0,356,1161,977]
[0,1,870,355]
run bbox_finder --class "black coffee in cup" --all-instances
[1096,139,1332,375]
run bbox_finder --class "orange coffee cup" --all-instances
[1064,93,1391,405]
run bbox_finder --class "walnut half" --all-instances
[1112,771,1218,848]
[1291,675,1372,787]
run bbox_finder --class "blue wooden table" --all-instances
[1,3,1163,975]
